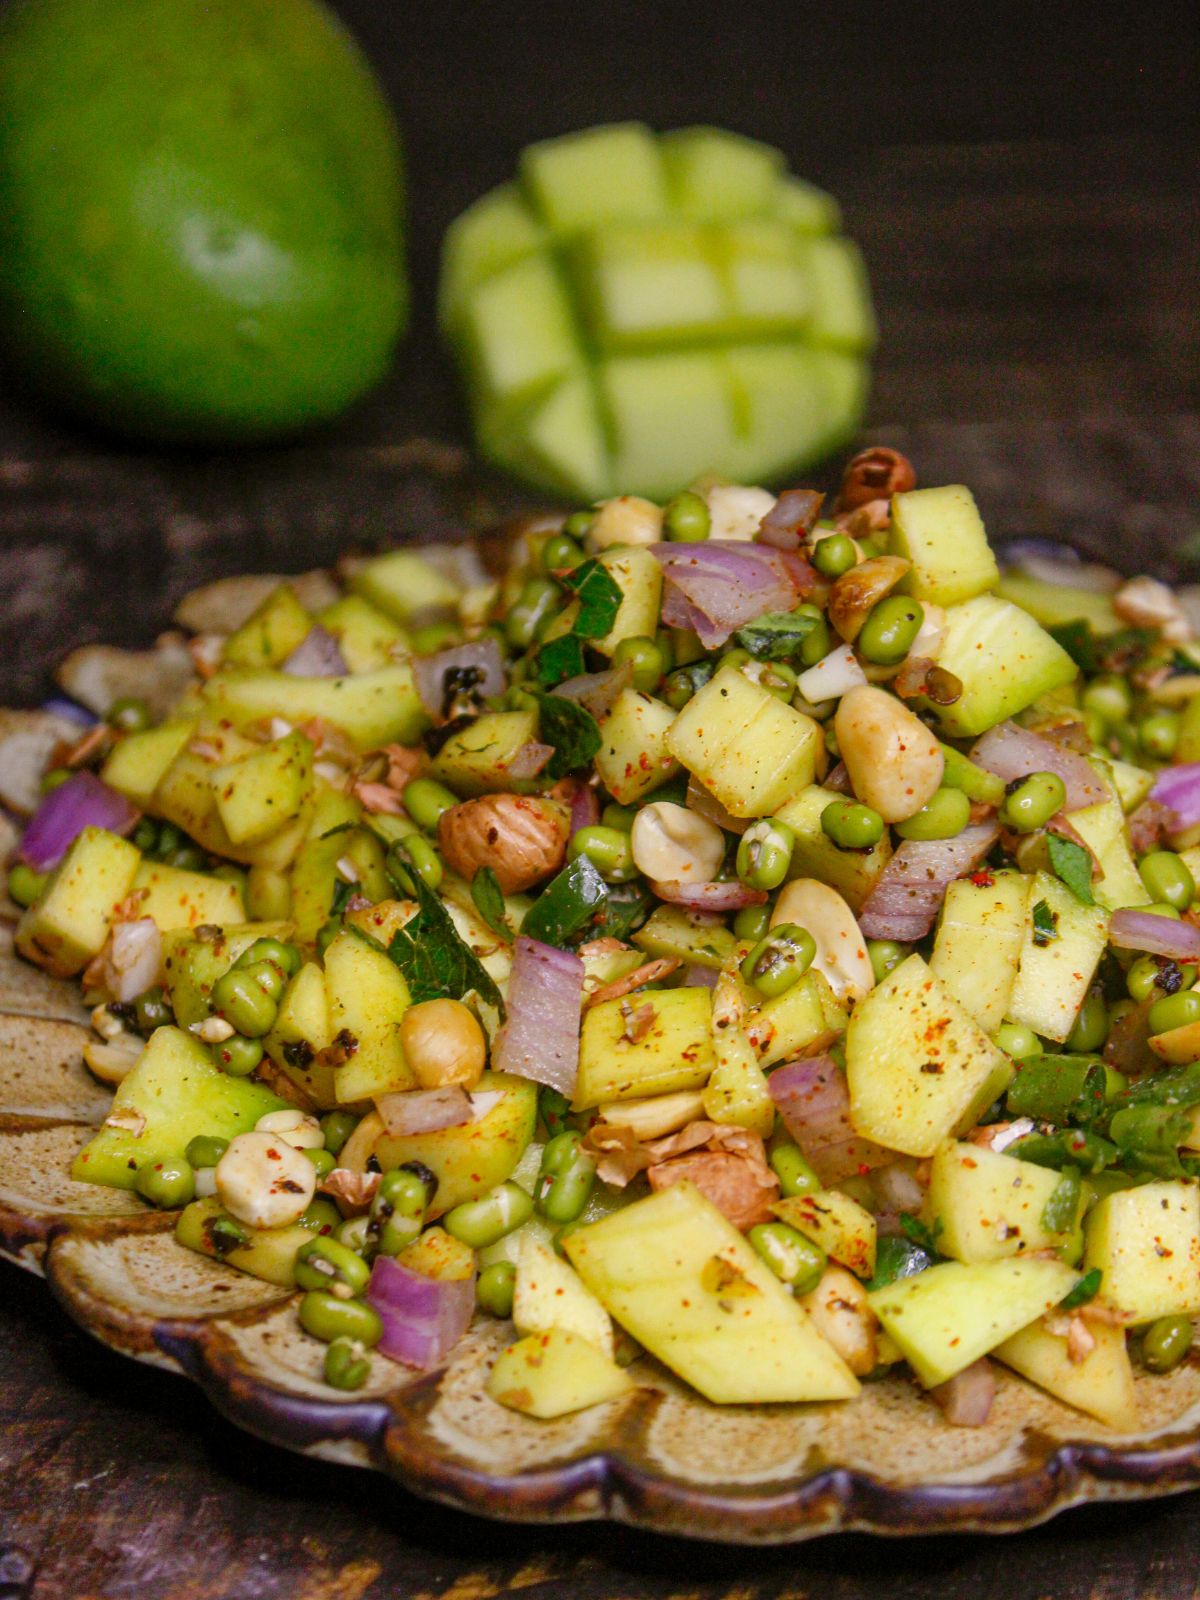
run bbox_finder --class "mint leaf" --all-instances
[1032,898,1059,946]
[583,880,654,942]
[1060,1267,1102,1310]
[564,558,623,639]
[1047,834,1095,905]
[534,633,586,687]
[470,866,512,944]
[1040,1167,1082,1234]
[535,690,601,779]
[385,858,504,1015]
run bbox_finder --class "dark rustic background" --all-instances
[2,0,1200,1594]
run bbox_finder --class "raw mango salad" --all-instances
[9,446,1200,1428]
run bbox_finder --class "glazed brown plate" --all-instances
[3,798,1200,1547]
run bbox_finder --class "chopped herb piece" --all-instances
[867,1235,934,1291]
[898,1213,942,1256]
[470,866,513,943]
[1010,1127,1120,1174]
[1060,1267,1102,1310]
[1047,834,1095,905]
[583,879,655,942]
[522,856,607,948]
[534,633,586,687]
[1032,898,1059,946]
[733,609,821,661]
[1047,620,1096,673]
[564,558,623,639]
[533,690,602,778]
[329,877,358,918]
[1040,1168,1082,1234]
[318,821,355,841]
[384,858,505,1015]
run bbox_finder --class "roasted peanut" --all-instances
[215,1129,316,1229]
[437,794,569,893]
[799,1265,878,1375]
[630,801,725,883]
[255,1108,324,1149]
[705,484,777,542]
[834,685,944,823]
[837,446,916,512]
[1114,576,1192,644]
[827,555,911,644]
[771,878,874,1001]
[589,495,663,549]
[400,997,487,1089]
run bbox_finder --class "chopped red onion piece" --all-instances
[931,1358,995,1427]
[686,775,749,835]
[413,638,505,718]
[649,879,768,912]
[651,542,814,648]
[553,658,634,721]
[491,936,584,1098]
[374,1085,473,1137]
[561,779,600,836]
[281,625,348,679]
[19,770,140,873]
[1151,763,1200,831]
[970,722,1108,812]
[41,696,97,727]
[506,742,555,780]
[756,488,824,549]
[858,821,1000,943]
[367,1254,475,1371]
[768,1054,890,1184]
[1109,908,1200,961]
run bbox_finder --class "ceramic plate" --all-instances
[2,919,1200,1545]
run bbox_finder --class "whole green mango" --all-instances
[0,0,406,442]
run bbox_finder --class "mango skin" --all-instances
[0,0,406,442]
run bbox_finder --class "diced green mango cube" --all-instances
[869,1256,1080,1387]
[575,986,716,1108]
[846,954,1014,1158]
[348,550,461,624]
[487,1328,633,1419]
[662,126,785,221]
[438,181,548,333]
[132,859,245,931]
[520,122,668,233]
[573,223,725,349]
[431,710,541,796]
[324,928,415,1104]
[924,1139,1083,1264]
[201,664,428,752]
[317,595,409,673]
[667,663,822,818]
[775,782,893,911]
[593,690,680,804]
[177,1196,315,1287]
[461,252,578,410]
[16,826,141,976]
[211,731,314,848]
[1006,871,1109,1043]
[891,485,1000,608]
[565,1181,859,1404]
[994,1315,1137,1430]
[928,596,1079,738]
[222,584,312,670]
[929,870,1031,1034]
[994,571,1122,634]
[72,1026,286,1189]
[1084,1180,1200,1322]
[101,719,196,809]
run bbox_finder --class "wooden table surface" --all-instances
[2,4,1200,1590]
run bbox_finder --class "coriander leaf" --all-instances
[533,690,601,778]
[898,1213,943,1256]
[384,858,505,1016]
[1047,833,1095,905]
[470,866,512,944]
[319,821,356,841]
[1059,1267,1102,1310]
[534,633,586,687]
[564,558,623,639]
[734,610,821,661]
[1032,898,1059,946]
[522,856,607,947]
